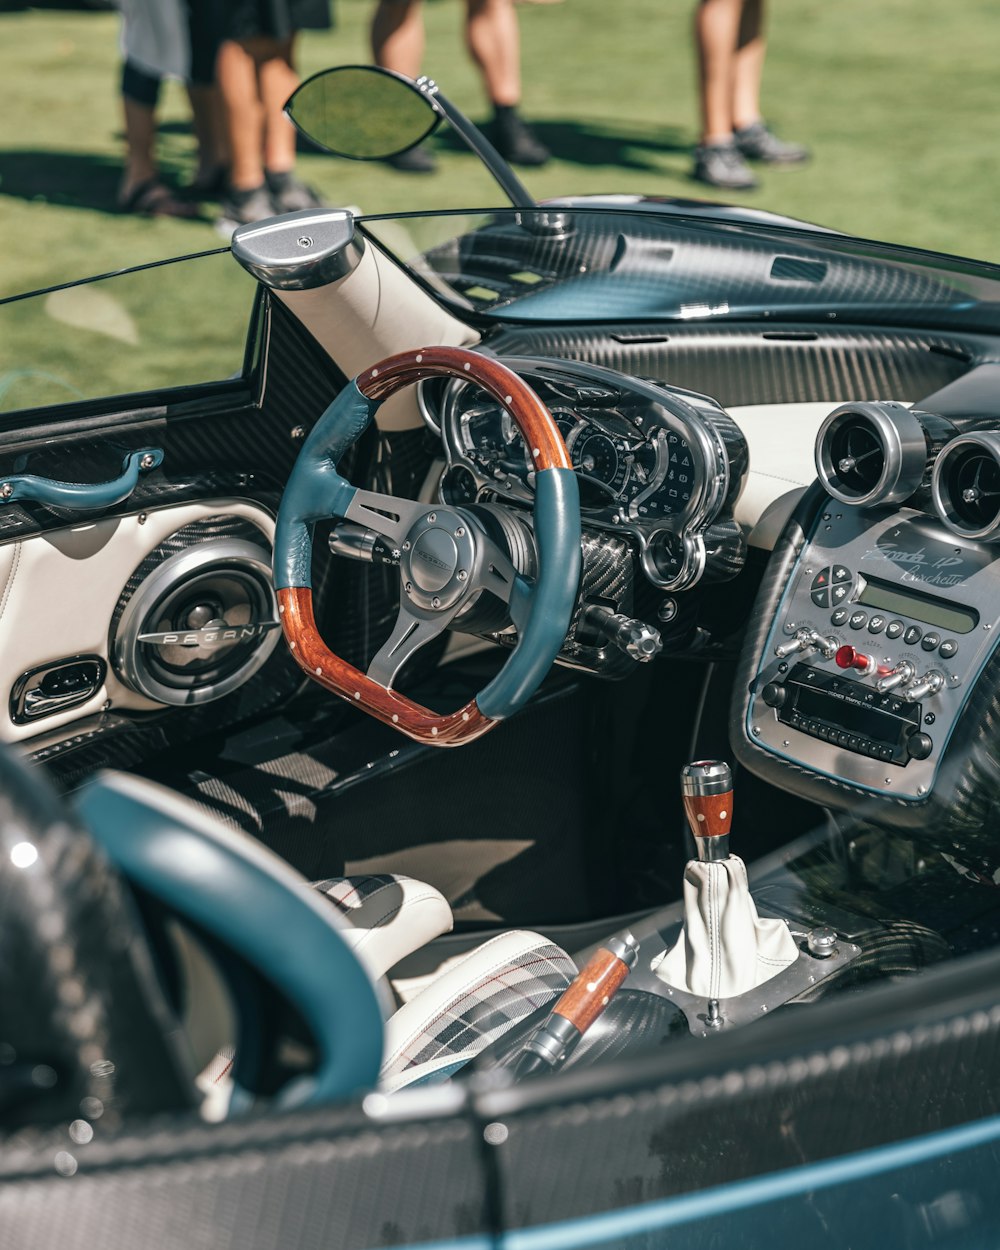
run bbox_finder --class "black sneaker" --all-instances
[692,141,757,190]
[489,113,550,167]
[265,169,324,212]
[734,121,809,165]
[387,145,437,174]
[217,183,276,229]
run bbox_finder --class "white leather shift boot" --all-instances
[651,855,798,998]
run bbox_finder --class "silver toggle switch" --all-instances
[906,670,945,700]
[775,628,837,660]
[876,660,915,694]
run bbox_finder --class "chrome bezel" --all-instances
[815,402,928,507]
[931,431,1000,542]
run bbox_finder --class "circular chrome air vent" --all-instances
[932,432,1000,541]
[815,403,928,507]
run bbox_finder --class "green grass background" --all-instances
[2,0,1000,293]
[0,0,997,404]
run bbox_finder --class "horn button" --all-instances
[401,511,478,611]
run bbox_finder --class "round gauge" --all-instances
[441,464,479,505]
[552,410,582,447]
[651,530,686,582]
[640,431,697,518]
[573,432,626,491]
[461,405,506,464]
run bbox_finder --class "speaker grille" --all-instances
[111,517,281,706]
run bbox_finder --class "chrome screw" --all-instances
[457,570,468,581]
[296,236,313,248]
[432,596,441,608]
[0,483,12,499]
[402,541,411,551]
[139,453,156,471]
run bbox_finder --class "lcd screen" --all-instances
[857,576,978,634]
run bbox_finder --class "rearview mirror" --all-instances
[285,65,441,160]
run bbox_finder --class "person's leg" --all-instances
[465,0,520,106]
[371,0,437,171]
[187,83,229,186]
[256,35,300,175]
[691,0,756,189]
[371,0,425,77]
[465,0,548,165]
[693,0,742,145]
[120,61,161,197]
[216,38,265,192]
[730,0,809,164]
[732,0,765,131]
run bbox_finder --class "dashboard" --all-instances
[425,356,748,595]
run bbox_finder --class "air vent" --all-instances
[932,432,1000,541]
[770,256,827,284]
[815,402,928,507]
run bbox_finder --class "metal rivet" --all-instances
[415,353,423,363]
[315,667,323,676]
[0,483,12,499]
[405,581,413,592]
[432,596,441,608]
[428,513,437,523]
[457,570,468,581]
[392,714,399,723]
[139,453,156,471]
[290,425,306,442]
[462,712,470,721]
[752,726,761,736]
[354,692,361,700]
[455,527,465,537]
[504,395,512,403]
[137,512,147,524]
[464,363,471,371]
[402,541,411,551]
[296,236,313,248]
[371,368,379,377]
[431,726,439,735]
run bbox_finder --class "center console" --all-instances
[736,402,1000,833]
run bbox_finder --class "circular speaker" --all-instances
[815,402,929,506]
[111,519,280,706]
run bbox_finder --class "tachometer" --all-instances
[573,432,627,493]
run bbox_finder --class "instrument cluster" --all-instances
[426,356,745,592]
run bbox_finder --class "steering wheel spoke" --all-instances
[345,490,430,549]
[472,536,520,605]
[366,601,457,689]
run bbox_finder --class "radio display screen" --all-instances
[796,686,896,738]
[858,576,978,635]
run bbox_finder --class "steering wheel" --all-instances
[274,346,582,746]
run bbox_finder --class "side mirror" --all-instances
[285,65,440,161]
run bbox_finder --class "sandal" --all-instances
[118,179,199,219]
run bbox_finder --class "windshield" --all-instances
[360,207,1000,334]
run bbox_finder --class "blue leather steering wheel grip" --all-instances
[274,346,581,745]
[76,773,383,1109]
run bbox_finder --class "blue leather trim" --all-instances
[274,382,379,589]
[4,448,163,511]
[477,468,581,720]
[76,776,383,1108]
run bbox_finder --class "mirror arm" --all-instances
[414,76,537,211]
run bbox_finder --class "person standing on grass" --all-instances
[214,0,330,228]
[118,0,228,217]
[691,0,808,191]
[371,0,550,172]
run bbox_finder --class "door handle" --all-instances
[0,448,163,512]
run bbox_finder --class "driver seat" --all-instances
[76,771,577,1103]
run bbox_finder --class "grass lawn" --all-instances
[0,0,997,298]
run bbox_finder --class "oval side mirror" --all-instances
[285,65,441,160]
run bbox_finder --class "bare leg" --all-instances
[371,0,425,77]
[694,0,743,144]
[186,83,229,181]
[257,36,300,174]
[465,0,520,108]
[216,39,265,190]
[121,96,159,196]
[732,0,765,132]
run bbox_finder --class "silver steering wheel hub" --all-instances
[401,509,478,611]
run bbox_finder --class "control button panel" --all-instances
[749,506,1000,800]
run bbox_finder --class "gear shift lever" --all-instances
[652,759,798,1001]
[681,760,733,862]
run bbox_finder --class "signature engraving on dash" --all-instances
[864,545,965,588]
